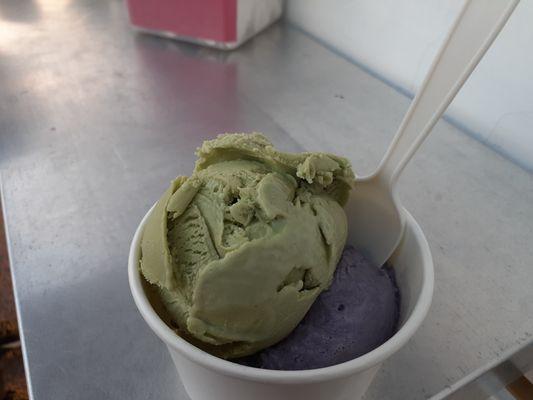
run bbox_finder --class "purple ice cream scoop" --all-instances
[236,246,400,370]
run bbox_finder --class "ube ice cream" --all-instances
[140,133,354,358]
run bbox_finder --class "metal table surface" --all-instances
[1,1,532,399]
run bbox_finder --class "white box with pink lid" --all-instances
[127,0,283,49]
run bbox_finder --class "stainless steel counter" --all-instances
[1,1,532,399]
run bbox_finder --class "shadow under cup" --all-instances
[129,204,434,400]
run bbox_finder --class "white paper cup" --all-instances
[129,203,434,400]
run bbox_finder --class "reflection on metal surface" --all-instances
[133,33,239,136]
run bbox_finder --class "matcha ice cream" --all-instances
[140,133,354,358]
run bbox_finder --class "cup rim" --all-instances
[129,205,434,384]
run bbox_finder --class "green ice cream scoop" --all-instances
[140,133,354,358]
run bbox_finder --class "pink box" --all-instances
[127,0,283,50]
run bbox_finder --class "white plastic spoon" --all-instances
[347,0,520,267]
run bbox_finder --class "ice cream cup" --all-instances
[129,201,434,400]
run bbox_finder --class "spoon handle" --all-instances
[375,0,519,186]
